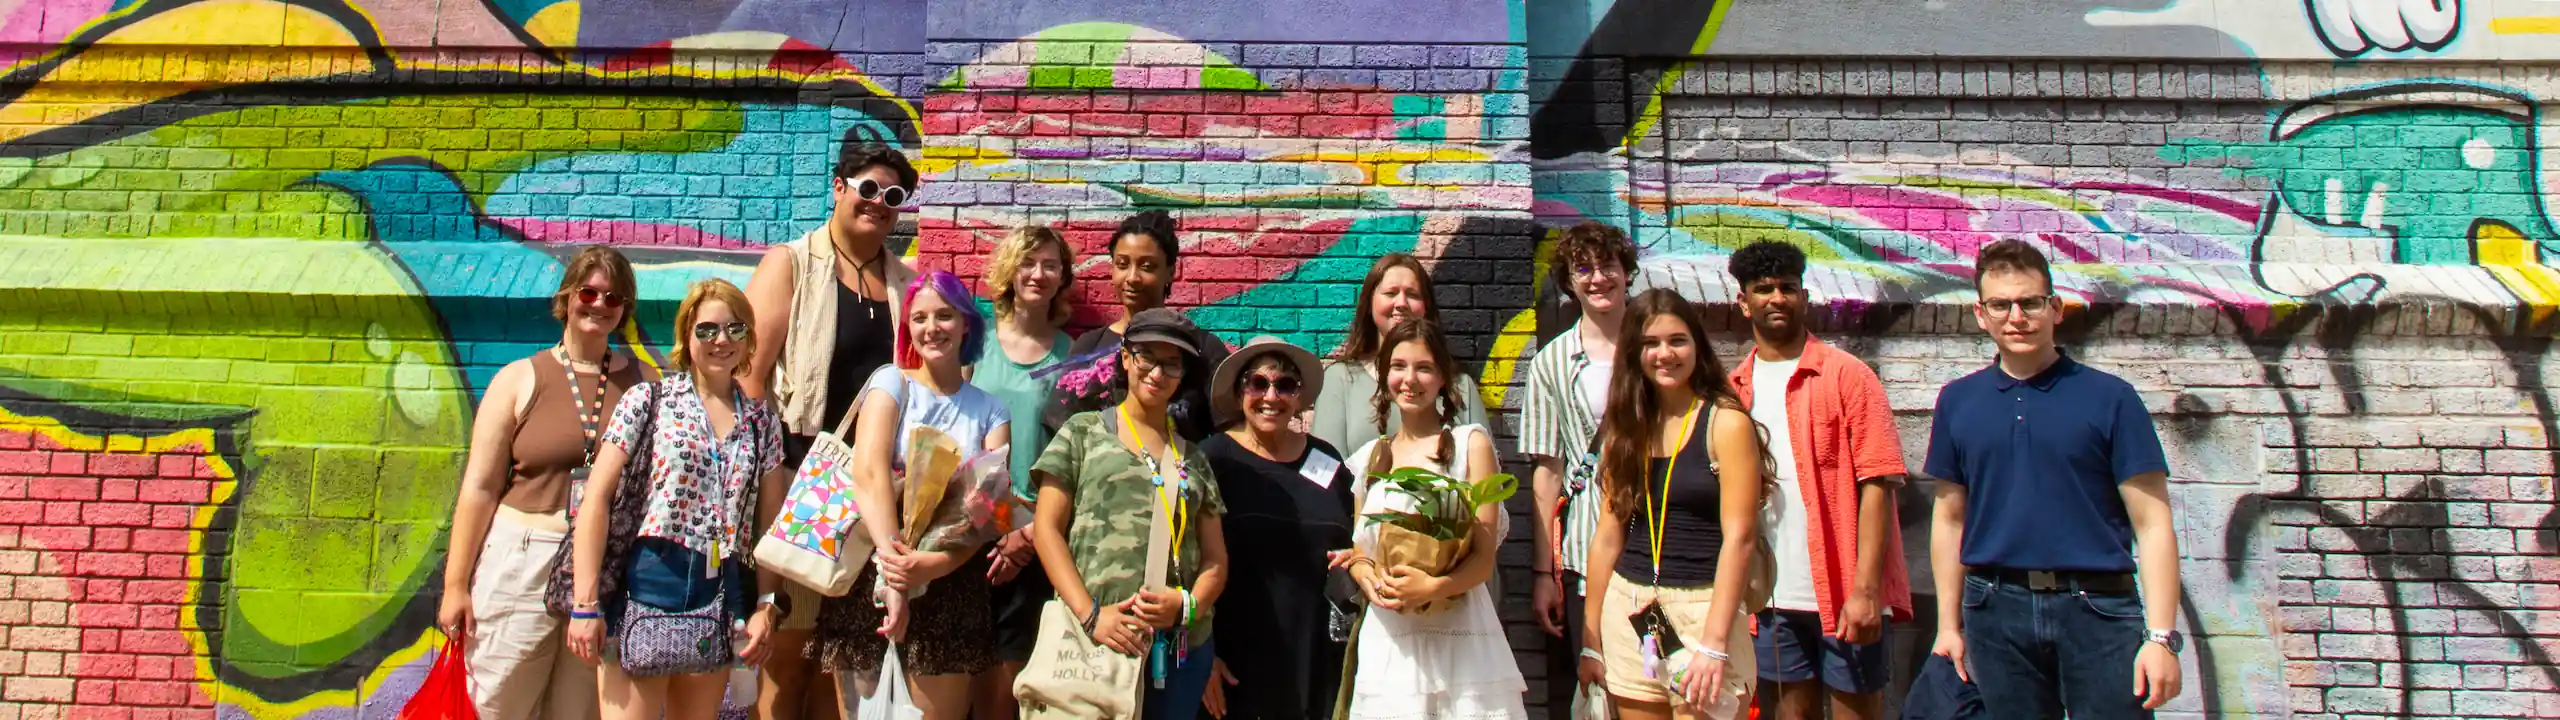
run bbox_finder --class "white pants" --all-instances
[468,506,601,720]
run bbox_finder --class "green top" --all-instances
[969,330,1073,500]
[1033,410,1227,647]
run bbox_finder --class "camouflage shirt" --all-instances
[1033,410,1226,646]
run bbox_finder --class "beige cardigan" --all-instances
[774,225,918,436]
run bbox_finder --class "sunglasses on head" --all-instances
[1243,374,1301,397]
[840,177,910,208]
[571,287,628,309]
[691,322,750,341]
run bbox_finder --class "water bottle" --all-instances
[1662,649,1742,719]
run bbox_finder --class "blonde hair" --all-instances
[985,225,1075,326]
[671,279,757,373]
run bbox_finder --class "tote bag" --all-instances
[754,409,874,596]
[1015,467,1172,719]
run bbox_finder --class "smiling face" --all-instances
[1110,232,1172,313]
[688,299,749,377]
[906,287,966,368]
[1123,341,1189,408]
[1013,241,1067,311]
[1236,355,1304,436]
[1973,267,2058,356]
[565,268,626,337]
[1367,266,1427,342]
[1637,313,1697,391]
[1566,251,1630,316]
[1737,273,1807,344]
[830,164,907,242]
[1384,339,1445,417]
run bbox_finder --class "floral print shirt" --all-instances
[602,372,786,562]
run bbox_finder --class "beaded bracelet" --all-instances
[1697,648,1730,662]
[1179,589,1195,626]
[569,610,602,621]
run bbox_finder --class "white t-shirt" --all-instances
[1578,359,1613,420]
[1751,357,1819,612]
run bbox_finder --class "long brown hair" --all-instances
[1365,317,1466,479]
[1596,289,1740,519]
[1337,253,1438,364]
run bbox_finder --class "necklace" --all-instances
[844,243,886,321]
[553,346,604,462]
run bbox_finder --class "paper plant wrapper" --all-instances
[1374,523,1469,615]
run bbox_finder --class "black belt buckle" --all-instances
[2025,570,2067,592]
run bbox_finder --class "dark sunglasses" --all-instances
[1242,374,1301,398]
[571,287,628,309]
[841,177,911,207]
[691,322,750,341]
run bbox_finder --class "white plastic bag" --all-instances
[1572,682,1614,720]
[856,647,924,720]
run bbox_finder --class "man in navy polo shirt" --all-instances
[1923,239,2184,719]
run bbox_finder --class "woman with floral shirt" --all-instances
[567,279,791,720]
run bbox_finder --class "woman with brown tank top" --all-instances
[439,246,657,720]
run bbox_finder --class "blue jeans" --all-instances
[1144,637,1217,720]
[1959,575,2152,720]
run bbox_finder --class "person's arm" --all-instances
[1191,515,1229,610]
[850,387,911,583]
[1579,463,1624,655]
[1530,457,1563,574]
[743,246,797,400]
[1033,469,1144,655]
[2125,471,2182,707]
[1838,361,1907,643]
[564,439,632,663]
[438,360,533,641]
[1696,407,1764,657]
[1930,482,1969,678]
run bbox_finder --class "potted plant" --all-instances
[1361,466,1518,614]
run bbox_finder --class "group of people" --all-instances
[434,132,2188,720]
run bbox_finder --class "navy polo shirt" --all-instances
[1922,352,2167,573]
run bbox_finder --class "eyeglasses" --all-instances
[1124,350,1187,379]
[569,287,628,309]
[1242,374,1301,398]
[1570,263,1626,280]
[692,322,750,341]
[1979,295,2055,317]
[839,177,910,207]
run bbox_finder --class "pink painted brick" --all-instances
[79,504,146,528]
[46,454,81,475]
[75,553,144,579]
[114,681,193,707]
[42,502,81,524]
[73,678,112,705]
[0,451,45,475]
[26,479,97,502]
[89,529,127,553]
[66,654,133,679]
[78,580,120,604]
[96,480,134,502]
[115,631,187,656]
[78,629,115,654]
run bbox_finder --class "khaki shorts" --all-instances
[1599,573,1757,713]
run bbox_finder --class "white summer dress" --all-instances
[1343,423,1529,719]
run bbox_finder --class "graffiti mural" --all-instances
[0,0,1531,716]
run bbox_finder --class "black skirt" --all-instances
[811,553,995,677]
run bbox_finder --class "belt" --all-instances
[1970,567,2136,594]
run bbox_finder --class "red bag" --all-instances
[398,635,479,720]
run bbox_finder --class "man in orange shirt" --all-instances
[1726,241,1914,719]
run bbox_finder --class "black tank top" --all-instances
[820,278,893,432]
[1616,420,1723,587]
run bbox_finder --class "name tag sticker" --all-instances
[1300,450,1341,489]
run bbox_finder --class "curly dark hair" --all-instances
[833,134,918,190]
[1727,240,1807,287]
[1974,238,2053,295]
[1549,221,1639,304]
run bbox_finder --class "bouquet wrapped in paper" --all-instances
[1361,466,1518,614]
[880,426,1017,599]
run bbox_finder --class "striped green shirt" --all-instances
[1517,325,1604,591]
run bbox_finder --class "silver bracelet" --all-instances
[1697,648,1730,662]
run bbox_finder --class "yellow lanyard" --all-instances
[1120,402,1189,564]
[1646,400,1703,579]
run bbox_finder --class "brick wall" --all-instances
[10,1,2560,718]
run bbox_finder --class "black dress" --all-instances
[1201,433,1356,720]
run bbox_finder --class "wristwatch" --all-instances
[2146,628,2184,654]
[758,591,791,617]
